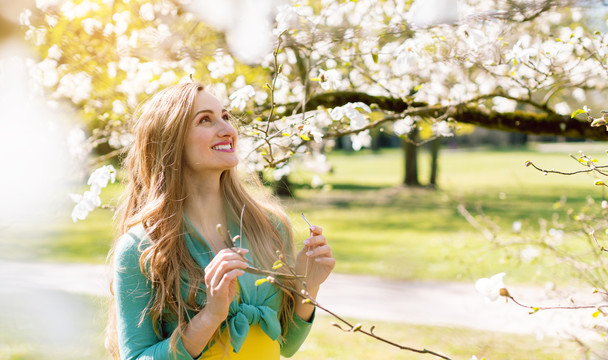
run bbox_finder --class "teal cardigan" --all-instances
[113,219,314,360]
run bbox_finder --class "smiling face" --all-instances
[183,90,238,178]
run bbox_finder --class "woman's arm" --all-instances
[294,225,335,321]
[280,225,335,357]
[114,232,248,359]
[181,248,249,357]
[114,232,194,360]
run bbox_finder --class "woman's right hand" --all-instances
[203,248,249,324]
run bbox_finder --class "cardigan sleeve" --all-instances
[279,309,315,357]
[113,230,197,360]
[273,218,316,357]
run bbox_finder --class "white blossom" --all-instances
[393,116,414,136]
[112,100,126,115]
[432,121,453,137]
[87,165,117,195]
[112,11,131,35]
[350,130,371,151]
[520,246,540,263]
[406,0,459,27]
[319,69,341,90]
[554,102,571,116]
[19,9,32,26]
[35,59,59,88]
[56,72,92,103]
[272,165,291,181]
[109,131,134,149]
[67,127,89,160]
[229,85,255,111]
[311,175,324,189]
[512,221,522,233]
[329,102,371,131]
[82,18,102,35]
[208,52,235,79]
[276,4,300,32]
[70,190,101,222]
[492,97,517,113]
[547,228,564,246]
[475,272,506,302]
[507,37,537,64]
[139,3,155,21]
[47,45,62,60]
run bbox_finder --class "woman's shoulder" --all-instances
[114,224,153,268]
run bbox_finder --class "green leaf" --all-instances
[272,260,283,270]
[529,307,540,314]
[371,52,378,64]
[593,310,601,318]
[255,278,268,286]
[571,108,586,118]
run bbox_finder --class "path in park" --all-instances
[0,259,601,341]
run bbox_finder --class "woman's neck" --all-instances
[183,172,229,251]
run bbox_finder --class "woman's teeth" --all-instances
[213,144,232,150]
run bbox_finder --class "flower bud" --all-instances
[499,288,510,297]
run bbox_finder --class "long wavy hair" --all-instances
[105,82,297,358]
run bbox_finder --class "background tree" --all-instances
[19,0,608,210]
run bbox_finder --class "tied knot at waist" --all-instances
[227,302,281,353]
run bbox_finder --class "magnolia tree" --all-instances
[17,0,608,357]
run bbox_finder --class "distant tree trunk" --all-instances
[402,127,420,186]
[273,175,293,197]
[429,137,440,187]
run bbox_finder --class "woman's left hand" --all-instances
[295,225,335,291]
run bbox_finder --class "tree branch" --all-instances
[279,91,608,141]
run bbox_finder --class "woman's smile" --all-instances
[212,140,234,152]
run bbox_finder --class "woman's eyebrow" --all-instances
[192,108,228,118]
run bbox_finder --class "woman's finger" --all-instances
[206,259,248,289]
[205,248,248,274]
[216,268,244,291]
[314,257,336,267]
[303,234,327,248]
[308,225,323,236]
[305,244,332,258]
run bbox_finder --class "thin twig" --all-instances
[269,278,452,360]
[505,293,608,313]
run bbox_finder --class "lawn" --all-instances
[2,144,605,285]
[290,315,581,360]
[2,144,605,359]
[0,291,584,360]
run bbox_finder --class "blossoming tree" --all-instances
[20,0,608,217]
[16,0,608,356]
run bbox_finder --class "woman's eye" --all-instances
[222,114,229,121]
[199,116,210,124]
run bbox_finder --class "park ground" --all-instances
[2,144,607,359]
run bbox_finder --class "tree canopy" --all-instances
[17,0,608,215]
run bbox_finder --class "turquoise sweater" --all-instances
[113,220,313,360]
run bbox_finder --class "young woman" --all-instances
[106,82,335,359]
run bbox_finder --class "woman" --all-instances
[106,82,335,359]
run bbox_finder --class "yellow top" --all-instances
[201,282,280,359]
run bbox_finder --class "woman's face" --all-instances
[183,90,238,177]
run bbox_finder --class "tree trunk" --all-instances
[273,175,293,197]
[402,127,420,186]
[429,137,440,187]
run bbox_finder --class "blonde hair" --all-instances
[106,82,297,358]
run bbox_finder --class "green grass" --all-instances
[284,146,604,285]
[3,145,605,285]
[0,293,587,360]
[289,315,584,360]
[0,291,109,360]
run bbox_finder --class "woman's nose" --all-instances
[218,119,236,137]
